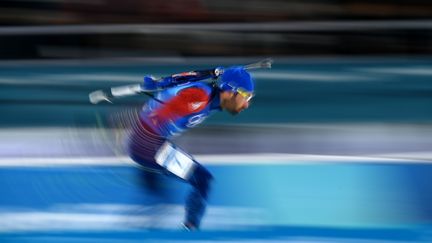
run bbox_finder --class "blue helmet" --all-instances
[218,67,254,93]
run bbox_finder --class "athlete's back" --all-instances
[140,81,221,138]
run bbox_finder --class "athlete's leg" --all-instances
[184,163,213,230]
[154,142,213,230]
[122,111,170,228]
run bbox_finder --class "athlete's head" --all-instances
[218,67,254,115]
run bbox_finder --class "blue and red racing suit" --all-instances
[127,69,221,228]
[141,81,221,138]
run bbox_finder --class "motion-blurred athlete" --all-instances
[126,66,255,230]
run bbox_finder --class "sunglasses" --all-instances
[235,87,254,102]
[225,82,254,102]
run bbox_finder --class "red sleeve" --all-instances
[155,87,209,121]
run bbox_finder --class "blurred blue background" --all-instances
[1,1,432,242]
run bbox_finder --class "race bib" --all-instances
[155,142,197,180]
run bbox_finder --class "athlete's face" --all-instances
[220,91,250,115]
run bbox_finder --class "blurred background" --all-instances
[1,0,432,242]
[2,0,432,59]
